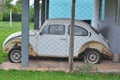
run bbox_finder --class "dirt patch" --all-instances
[0,59,120,73]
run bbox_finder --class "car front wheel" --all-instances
[84,48,101,64]
[8,47,21,63]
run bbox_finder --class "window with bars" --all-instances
[115,0,120,24]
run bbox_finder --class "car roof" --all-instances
[44,18,90,28]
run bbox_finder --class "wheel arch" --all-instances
[3,38,36,56]
[3,38,21,53]
[78,41,112,57]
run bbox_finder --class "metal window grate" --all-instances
[115,0,120,24]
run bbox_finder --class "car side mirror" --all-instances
[89,32,91,37]
[39,32,43,35]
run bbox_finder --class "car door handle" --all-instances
[60,39,67,40]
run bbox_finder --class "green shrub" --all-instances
[2,10,33,22]
[0,12,3,21]
[78,61,98,72]
[1,7,34,22]
[2,9,10,21]
[2,9,21,21]
[29,8,34,22]
[12,13,21,21]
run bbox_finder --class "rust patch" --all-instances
[3,38,21,53]
[3,38,37,56]
[79,41,112,57]
[29,45,36,56]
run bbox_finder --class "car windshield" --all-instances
[90,26,100,34]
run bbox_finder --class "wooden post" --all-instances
[34,0,40,30]
[45,0,49,20]
[41,0,45,25]
[69,0,76,72]
[41,0,49,26]
[21,0,29,67]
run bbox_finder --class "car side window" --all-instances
[69,25,88,36]
[41,25,49,34]
[49,25,65,35]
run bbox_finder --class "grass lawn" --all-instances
[0,21,34,63]
[0,69,120,80]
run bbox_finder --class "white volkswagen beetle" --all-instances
[3,18,112,64]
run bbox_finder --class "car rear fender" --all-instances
[78,41,112,57]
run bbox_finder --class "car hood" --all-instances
[3,30,37,48]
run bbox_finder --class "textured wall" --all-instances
[98,0,120,54]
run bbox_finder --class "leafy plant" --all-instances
[0,12,3,21]
[78,61,98,72]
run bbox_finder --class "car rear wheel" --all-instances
[8,47,21,63]
[84,48,101,64]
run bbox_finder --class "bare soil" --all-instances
[0,58,120,73]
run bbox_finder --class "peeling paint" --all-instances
[79,41,112,57]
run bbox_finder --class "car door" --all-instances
[68,25,89,57]
[37,24,67,57]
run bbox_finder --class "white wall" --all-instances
[91,0,100,31]
[98,0,120,54]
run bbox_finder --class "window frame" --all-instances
[40,25,50,35]
[68,25,88,36]
[41,24,66,35]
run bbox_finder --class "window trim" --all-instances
[41,24,66,35]
[68,25,88,36]
[49,24,65,35]
[40,25,50,35]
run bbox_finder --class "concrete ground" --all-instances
[0,58,120,73]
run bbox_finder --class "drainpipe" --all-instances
[21,0,29,67]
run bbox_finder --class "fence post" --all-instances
[21,0,29,67]
[69,0,76,72]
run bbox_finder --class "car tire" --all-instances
[84,48,101,64]
[8,47,21,63]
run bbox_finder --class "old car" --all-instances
[3,18,112,64]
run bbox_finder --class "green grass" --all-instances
[0,69,120,80]
[0,21,34,63]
